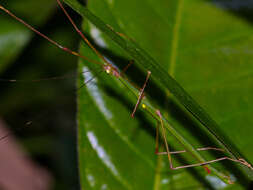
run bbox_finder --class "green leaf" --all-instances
[63,0,252,167]
[72,0,253,189]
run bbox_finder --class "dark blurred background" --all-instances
[0,0,84,189]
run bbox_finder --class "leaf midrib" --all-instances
[154,1,184,188]
[168,0,183,77]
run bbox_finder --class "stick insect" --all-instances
[0,0,252,185]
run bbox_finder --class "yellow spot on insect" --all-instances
[142,104,146,109]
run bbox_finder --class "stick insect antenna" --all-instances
[0,71,91,83]
[56,0,109,66]
[0,5,103,67]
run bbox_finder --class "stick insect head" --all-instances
[103,64,120,78]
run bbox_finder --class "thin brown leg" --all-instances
[120,60,134,76]
[131,71,151,117]
[155,110,253,171]
[166,157,253,170]
[115,31,133,41]
[106,24,134,41]
[156,110,174,169]
[0,4,102,67]
[56,0,108,66]
[156,147,225,155]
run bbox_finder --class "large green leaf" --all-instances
[75,0,253,189]
[64,0,248,164]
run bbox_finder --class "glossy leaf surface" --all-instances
[75,0,253,189]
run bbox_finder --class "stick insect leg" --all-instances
[56,0,108,65]
[131,71,151,117]
[155,111,253,171]
[156,110,214,173]
[156,110,174,169]
[115,31,134,41]
[120,60,134,76]
[165,157,253,170]
[156,147,225,155]
[156,110,210,172]
[0,5,102,67]
[105,24,134,41]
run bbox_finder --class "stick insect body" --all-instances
[1,0,252,184]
